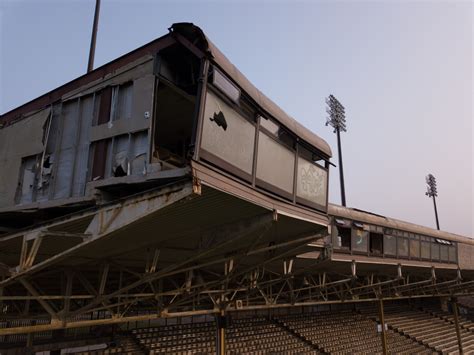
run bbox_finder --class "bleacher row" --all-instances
[358,303,474,355]
[277,310,429,354]
[72,305,474,354]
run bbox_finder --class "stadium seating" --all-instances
[11,302,474,354]
[72,334,143,354]
[422,304,474,331]
[358,303,474,354]
[226,316,316,354]
[276,309,430,354]
[132,322,216,354]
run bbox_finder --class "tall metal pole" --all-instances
[336,127,346,207]
[452,298,464,354]
[326,95,347,207]
[87,0,101,73]
[432,195,440,230]
[378,299,388,355]
[425,174,440,230]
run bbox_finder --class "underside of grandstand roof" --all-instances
[0,22,473,352]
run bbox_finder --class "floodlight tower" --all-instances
[425,173,440,230]
[326,95,347,207]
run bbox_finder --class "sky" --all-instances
[0,0,472,236]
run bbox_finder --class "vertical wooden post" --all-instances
[378,299,388,355]
[452,298,464,354]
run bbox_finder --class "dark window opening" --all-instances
[260,117,295,150]
[153,45,200,168]
[336,227,351,251]
[370,232,383,255]
[153,82,195,168]
[154,44,200,96]
[90,139,110,181]
[298,143,326,168]
[94,87,112,126]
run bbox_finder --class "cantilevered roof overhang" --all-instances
[0,179,328,286]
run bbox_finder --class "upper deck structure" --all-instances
[0,23,331,232]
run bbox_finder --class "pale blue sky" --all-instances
[1,0,472,236]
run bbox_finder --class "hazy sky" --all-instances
[1,0,472,236]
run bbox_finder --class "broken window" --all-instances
[154,44,200,96]
[336,227,351,251]
[90,139,110,181]
[153,82,195,168]
[112,134,130,177]
[16,155,39,204]
[352,228,368,253]
[152,44,200,169]
[130,131,148,175]
[369,232,383,255]
[95,87,112,126]
[111,82,134,121]
[90,131,148,180]
[90,88,113,180]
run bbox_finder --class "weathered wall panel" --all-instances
[132,74,155,121]
[72,95,95,197]
[458,243,474,270]
[53,101,79,199]
[0,108,50,208]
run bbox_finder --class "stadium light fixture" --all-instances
[326,94,347,206]
[425,173,440,230]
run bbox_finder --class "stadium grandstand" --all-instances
[0,23,473,354]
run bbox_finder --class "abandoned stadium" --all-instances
[0,23,473,355]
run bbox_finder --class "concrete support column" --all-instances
[378,299,388,355]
